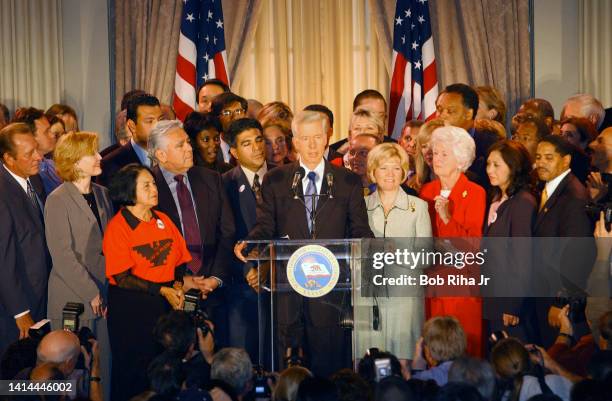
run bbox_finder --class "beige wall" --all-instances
[533,0,580,118]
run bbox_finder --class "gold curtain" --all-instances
[370,0,531,123]
[232,0,389,142]
[579,0,612,107]
[0,0,64,112]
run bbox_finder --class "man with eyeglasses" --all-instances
[211,93,249,164]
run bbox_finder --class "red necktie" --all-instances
[174,175,202,274]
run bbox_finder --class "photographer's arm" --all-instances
[88,340,103,401]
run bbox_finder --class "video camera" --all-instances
[250,365,275,401]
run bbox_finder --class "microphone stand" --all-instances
[293,189,331,240]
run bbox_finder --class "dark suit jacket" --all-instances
[98,142,142,186]
[0,165,51,353]
[468,127,501,189]
[247,161,373,241]
[99,143,121,158]
[534,173,595,295]
[152,166,235,284]
[599,107,612,133]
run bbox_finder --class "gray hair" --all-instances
[430,126,475,172]
[448,357,496,400]
[562,94,605,129]
[147,119,183,163]
[211,348,253,395]
[291,110,329,137]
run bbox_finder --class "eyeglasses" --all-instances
[221,108,246,117]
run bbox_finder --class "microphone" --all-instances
[326,172,334,199]
[291,167,305,198]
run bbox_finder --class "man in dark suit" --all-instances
[235,110,373,376]
[436,83,501,188]
[561,93,609,134]
[0,123,51,355]
[222,118,272,365]
[148,119,235,347]
[531,135,596,346]
[97,93,163,186]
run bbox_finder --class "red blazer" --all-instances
[419,173,486,237]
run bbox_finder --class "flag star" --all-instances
[216,19,223,28]
[207,10,213,20]
[203,53,210,61]
[401,35,406,44]
[418,15,425,23]
[203,73,209,80]
[395,16,403,25]
[205,35,210,42]
[186,13,195,22]
[213,36,217,44]
[411,41,419,50]
[411,23,415,29]
[414,61,421,69]
[419,0,427,4]
[405,9,411,17]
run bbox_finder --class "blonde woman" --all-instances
[408,118,445,191]
[357,143,431,370]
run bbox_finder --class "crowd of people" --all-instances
[1,80,612,401]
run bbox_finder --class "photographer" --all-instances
[586,127,612,205]
[210,348,253,401]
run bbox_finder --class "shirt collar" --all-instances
[4,165,29,193]
[160,166,185,187]
[545,169,571,198]
[131,138,150,167]
[240,162,268,187]
[300,159,325,180]
[366,188,410,211]
[121,207,161,230]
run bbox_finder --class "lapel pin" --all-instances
[239,184,245,193]
[409,201,416,212]
[462,190,467,198]
[156,219,165,230]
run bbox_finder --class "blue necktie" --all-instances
[305,171,317,231]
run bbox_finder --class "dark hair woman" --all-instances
[183,111,233,173]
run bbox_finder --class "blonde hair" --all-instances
[349,108,385,141]
[411,119,445,189]
[476,86,506,125]
[53,132,99,181]
[257,101,294,128]
[272,366,312,401]
[367,143,410,184]
[423,316,467,362]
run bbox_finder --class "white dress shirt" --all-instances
[300,159,325,195]
[544,169,571,199]
[240,163,268,188]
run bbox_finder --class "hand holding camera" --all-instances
[160,286,184,310]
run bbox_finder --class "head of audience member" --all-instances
[399,120,423,157]
[154,310,196,358]
[247,99,264,119]
[411,119,446,190]
[422,316,467,366]
[47,115,66,139]
[273,366,313,401]
[54,132,102,184]
[348,133,382,185]
[0,103,11,129]
[108,164,158,209]
[561,93,606,131]
[46,104,79,133]
[518,98,555,130]
[598,310,612,351]
[263,122,291,166]
[558,116,598,150]
[148,120,193,175]
[197,79,230,113]
[114,109,132,146]
[436,84,479,131]
[296,377,339,401]
[447,356,496,400]
[120,89,148,111]
[367,143,410,195]
[374,376,415,401]
[486,140,533,201]
[211,348,253,399]
[227,118,266,172]
[435,382,484,401]
[350,108,385,143]
[512,113,551,161]
[588,127,612,173]
[475,86,506,125]
[430,126,476,184]
[474,119,506,140]
[535,135,573,183]
[160,104,176,120]
[183,111,223,167]
[147,351,185,399]
[0,123,43,178]
[212,92,248,134]
[36,330,81,377]
[258,102,295,159]
[0,337,38,380]
[292,110,329,170]
[331,369,371,401]
[12,107,56,156]
[586,350,612,382]
[126,93,163,148]
[357,348,403,387]
[304,104,335,147]
[490,338,531,399]
[353,89,388,131]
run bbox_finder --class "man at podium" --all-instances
[235,110,373,376]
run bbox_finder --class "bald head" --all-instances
[37,330,80,365]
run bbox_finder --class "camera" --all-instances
[585,202,612,230]
[61,302,97,369]
[554,296,587,324]
[28,319,51,342]
[183,289,211,337]
[374,358,392,382]
[251,365,274,400]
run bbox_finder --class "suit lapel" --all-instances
[236,167,257,231]
[153,166,182,230]
[92,184,111,232]
[0,166,43,230]
[65,182,98,227]
[188,169,210,244]
[535,174,571,229]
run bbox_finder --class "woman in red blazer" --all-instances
[419,126,486,357]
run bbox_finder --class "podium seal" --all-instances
[287,244,340,298]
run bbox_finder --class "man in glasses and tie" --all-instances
[0,122,51,356]
[234,110,373,377]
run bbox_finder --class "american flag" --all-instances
[388,0,438,138]
[173,0,230,121]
